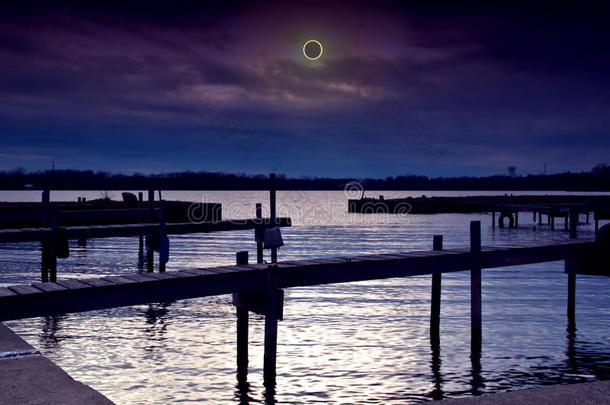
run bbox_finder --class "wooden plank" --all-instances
[0,218,292,244]
[55,279,92,290]
[80,278,115,288]
[0,287,17,298]
[101,276,139,285]
[121,274,161,283]
[31,282,68,293]
[8,285,43,295]
[136,272,182,280]
[175,270,206,278]
[180,269,224,276]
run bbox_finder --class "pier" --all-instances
[0,218,608,391]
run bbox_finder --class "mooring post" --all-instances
[569,208,578,239]
[146,189,154,272]
[538,212,542,225]
[77,196,87,247]
[564,215,569,231]
[48,204,58,283]
[159,200,167,272]
[470,221,482,352]
[533,211,536,222]
[491,211,495,228]
[430,235,443,347]
[586,212,589,224]
[138,192,144,267]
[235,251,249,383]
[567,209,577,331]
[256,203,264,264]
[41,190,50,282]
[263,265,281,388]
[551,216,555,230]
[269,173,277,263]
[515,211,519,227]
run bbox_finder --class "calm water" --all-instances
[1,190,609,404]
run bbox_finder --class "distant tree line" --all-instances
[0,164,609,191]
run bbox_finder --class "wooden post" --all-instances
[138,192,144,267]
[515,211,519,227]
[470,221,482,352]
[41,190,50,282]
[236,251,249,383]
[256,203,264,264]
[146,189,154,272]
[159,200,167,272]
[586,212,589,224]
[567,210,577,331]
[269,173,277,263]
[491,211,495,228]
[263,265,281,388]
[538,212,542,225]
[533,211,536,222]
[564,215,569,231]
[595,216,599,235]
[430,235,443,347]
[77,197,87,247]
[48,204,58,283]
[567,272,576,332]
[551,216,555,230]
[569,209,578,239]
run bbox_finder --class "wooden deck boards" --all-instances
[0,217,292,243]
[0,237,596,322]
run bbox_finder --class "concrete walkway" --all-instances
[0,323,113,404]
[440,380,610,404]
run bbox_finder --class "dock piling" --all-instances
[159,200,167,272]
[256,203,263,264]
[430,235,443,347]
[77,197,87,247]
[138,192,144,268]
[41,190,50,282]
[235,251,249,383]
[567,209,577,331]
[470,221,482,352]
[263,265,282,388]
[146,189,154,272]
[269,173,277,263]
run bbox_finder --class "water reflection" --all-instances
[429,345,443,400]
[144,302,171,339]
[470,350,484,396]
[40,315,66,348]
[234,381,255,405]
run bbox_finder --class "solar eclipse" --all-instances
[303,40,323,60]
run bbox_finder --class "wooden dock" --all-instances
[1,219,607,389]
[0,174,290,282]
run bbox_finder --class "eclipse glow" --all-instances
[303,40,323,60]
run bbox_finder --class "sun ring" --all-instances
[303,40,323,60]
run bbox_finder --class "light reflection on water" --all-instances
[1,190,609,404]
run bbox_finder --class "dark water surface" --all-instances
[1,190,609,404]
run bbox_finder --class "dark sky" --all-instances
[1,1,609,177]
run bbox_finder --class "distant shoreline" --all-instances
[1,167,610,191]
